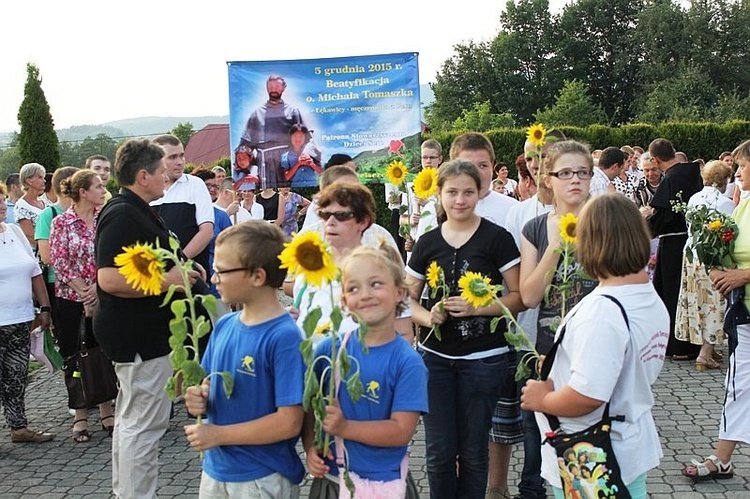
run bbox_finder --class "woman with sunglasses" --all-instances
[288,181,413,344]
[517,140,599,497]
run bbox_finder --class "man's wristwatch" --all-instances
[39,306,51,313]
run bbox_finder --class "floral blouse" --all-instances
[13,197,44,227]
[49,208,98,302]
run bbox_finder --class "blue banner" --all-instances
[227,52,421,189]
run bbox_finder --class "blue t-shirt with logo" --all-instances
[201,311,305,484]
[314,332,428,481]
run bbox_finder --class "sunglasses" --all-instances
[318,210,356,222]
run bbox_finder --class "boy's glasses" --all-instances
[212,267,250,283]
[547,169,594,180]
[318,210,356,222]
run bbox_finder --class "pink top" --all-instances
[49,208,99,302]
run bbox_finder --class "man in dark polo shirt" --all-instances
[94,139,199,499]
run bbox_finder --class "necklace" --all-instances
[0,224,13,245]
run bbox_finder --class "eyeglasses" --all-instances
[421,155,440,161]
[318,210,356,222]
[212,266,250,283]
[205,183,219,190]
[548,169,594,180]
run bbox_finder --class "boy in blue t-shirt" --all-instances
[184,221,305,497]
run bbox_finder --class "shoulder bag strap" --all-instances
[541,294,629,431]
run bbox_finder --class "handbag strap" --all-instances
[77,315,88,351]
[540,294,630,431]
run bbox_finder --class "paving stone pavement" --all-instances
[1,346,748,498]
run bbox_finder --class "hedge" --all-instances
[430,121,750,179]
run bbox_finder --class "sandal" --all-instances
[72,418,90,443]
[712,350,724,362]
[671,354,694,361]
[682,455,734,481]
[101,415,114,437]
[696,355,721,372]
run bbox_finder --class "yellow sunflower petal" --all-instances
[278,231,338,287]
[559,213,578,245]
[426,261,441,290]
[526,123,547,148]
[458,271,496,309]
[708,220,723,231]
[386,160,408,187]
[414,167,438,199]
[114,242,166,296]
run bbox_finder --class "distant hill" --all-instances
[57,115,230,143]
[2,84,434,147]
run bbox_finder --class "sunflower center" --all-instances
[565,223,576,238]
[533,130,544,140]
[296,242,325,271]
[132,252,154,276]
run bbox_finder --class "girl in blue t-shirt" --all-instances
[304,243,428,499]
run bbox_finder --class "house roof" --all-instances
[184,123,229,166]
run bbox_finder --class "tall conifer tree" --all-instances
[17,63,59,170]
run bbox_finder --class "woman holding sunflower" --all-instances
[519,140,598,356]
[288,180,413,344]
[405,159,524,499]
[517,140,599,497]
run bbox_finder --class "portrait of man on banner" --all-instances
[233,74,313,190]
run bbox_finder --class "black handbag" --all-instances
[539,295,632,499]
[64,317,119,409]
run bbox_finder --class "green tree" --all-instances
[0,147,22,182]
[713,90,750,123]
[556,0,642,124]
[171,122,195,147]
[534,80,607,126]
[17,63,60,170]
[453,101,515,131]
[427,41,497,131]
[635,0,690,85]
[635,65,719,123]
[491,0,561,123]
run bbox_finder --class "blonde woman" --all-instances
[14,162,48,248]
[675,160,735,371]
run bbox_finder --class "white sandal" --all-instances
[681,454,734,481]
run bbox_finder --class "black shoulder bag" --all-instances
[539,294,632,499]
[64,316,119,409]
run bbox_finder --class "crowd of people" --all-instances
[0,131,749,499]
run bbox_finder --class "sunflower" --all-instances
[458,271,497,309]
[114,242,166,296]
[707,220,723,231]
[559,213,578,245]
[314,321,332,336]
[385,160,408,187]
[526,123,547,148]
[426,261,442,290]
[278,231,338,287]
[413,167,438,199]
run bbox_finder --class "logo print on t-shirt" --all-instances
[365,380,380,403]
[238,355,255,376]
